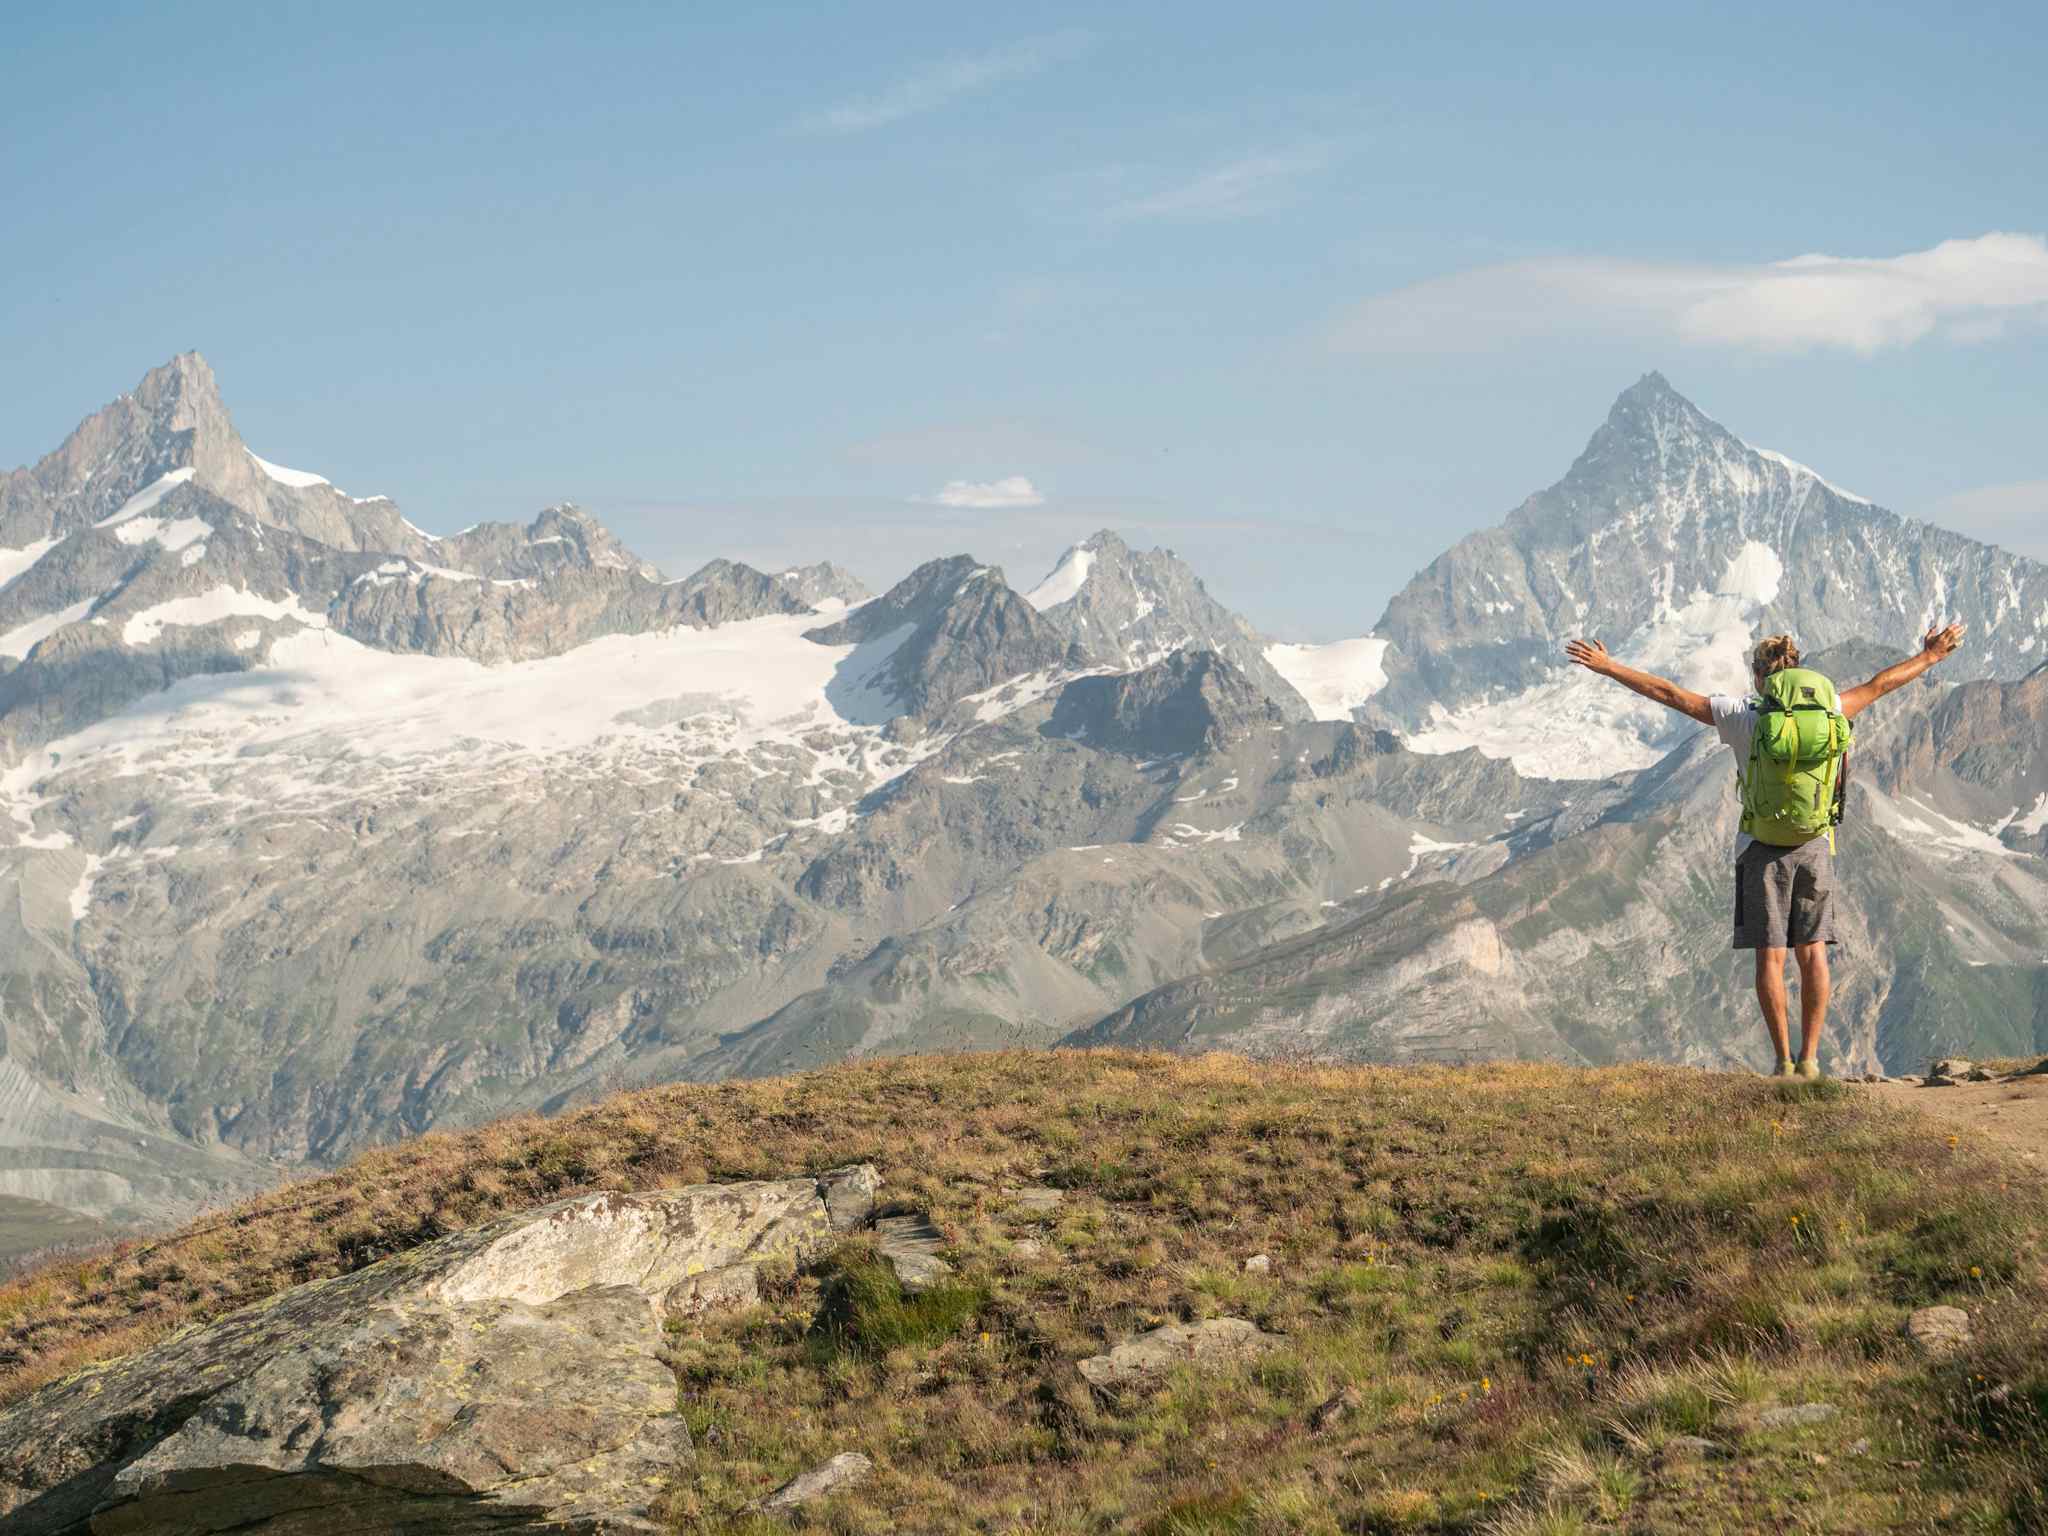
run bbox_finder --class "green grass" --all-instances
[806,1249,991,1361]
[4,1050,2046,1532]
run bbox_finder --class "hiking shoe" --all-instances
[1774,1059,1797,1078]
[1795,1059,1823,1080]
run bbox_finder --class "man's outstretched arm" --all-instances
[1564,638,1713,725]
[1839,621,1966,719]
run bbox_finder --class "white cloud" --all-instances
[1110,144,1332,221]
[916,475,1045,509]
[797,31,1094,135]
[1923,479,2048,561]
[1329,233,2048,355]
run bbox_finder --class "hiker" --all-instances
[1564,620,1967,1078]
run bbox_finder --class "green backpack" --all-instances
[1738,667,1853,847]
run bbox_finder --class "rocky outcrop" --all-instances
[1904,1304,1973,1357]
[433,505,663,585]
[328,553,808,664]
[0,1167,878,1534]
[1076,1318,1284,1392]
[761,1451,872,1512]
[1046,650,1285,757]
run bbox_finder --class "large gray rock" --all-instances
[873,1212,952,1293]
[0,1167,877,1534]
[1904,1304,1973,1357]
[1076,1318,1285,1392]
[760,1451,872,1513]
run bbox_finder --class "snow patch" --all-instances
[1265,637,1390,720]
[1167,821,1245,845]
[1751,446,1870,506]
[122,588,330,647]
[114,515,211,552]
[0,537,60,594]
[1876,794,2022,859]
[1026,546,1094,610]
[4,611,933,852]
[248,451,330,489]
[97,468,196,528]
[68,853,103,923]
[2006,792,2048,839]
[1720,540,1782,606]
[0,599,96,660]
[1407,541,1784,779]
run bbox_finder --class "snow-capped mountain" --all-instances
[1,356,2043,1265]
[1288,373,2048,778]
[1023,531,1313,721]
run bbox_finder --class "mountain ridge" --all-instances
[2,354,2042,1263]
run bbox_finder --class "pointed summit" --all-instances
[1590,370,1723,459]
[804,555,1075,720]
[1024,530,1312,720]
[1,354,440,558]
[131,350,228,421]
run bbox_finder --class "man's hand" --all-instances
[1565,637,1614,676]
[1920,621,1966,666]
[1841,620,1967,719]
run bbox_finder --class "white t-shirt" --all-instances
[1708,694,1760,858]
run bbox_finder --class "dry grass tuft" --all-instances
[3,1049,2045,1532]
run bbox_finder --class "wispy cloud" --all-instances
[916,475,1045,509]
[797,31,1094,135]
[1109,143,1334,222]
[1327,233,2048,355]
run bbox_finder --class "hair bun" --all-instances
[1751,633,1802,674]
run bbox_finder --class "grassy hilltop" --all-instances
[2,1052,2045,1534]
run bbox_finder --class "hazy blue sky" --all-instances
[4,1,2044,637]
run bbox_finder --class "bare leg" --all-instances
[1794,942,1830,1064]
[1754,947,1791,1062]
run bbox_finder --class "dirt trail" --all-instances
[1859,1069,2048,1175]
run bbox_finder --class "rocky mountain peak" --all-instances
[129,350,227,425]
[776,562,871,608]
[436,504,661,582]
[1374,374,2048,777]
[804,555,1077,721]
[1025,529,1312,721]
[1047,649,1284,757]
[2,355,437,559]
[806,555,999,644]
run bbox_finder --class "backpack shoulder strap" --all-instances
[1738,697,1764,833]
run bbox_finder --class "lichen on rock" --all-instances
[0,1166,877,1534]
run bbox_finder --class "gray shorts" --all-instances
[1733,838,1839,951]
